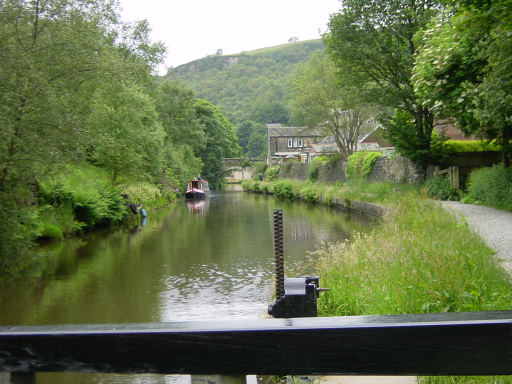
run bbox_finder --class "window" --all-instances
[298,139,303,147]
[287,139,293,148]
[293,139,298,148]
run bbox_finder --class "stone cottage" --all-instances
[266,123,322,165]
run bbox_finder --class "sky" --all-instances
[118,0,342,74]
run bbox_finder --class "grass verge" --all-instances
[241,179,416,206]
[244,178,512,383]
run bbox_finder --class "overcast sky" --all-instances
[118,0,342,74]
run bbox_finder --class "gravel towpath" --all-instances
[441,201,512,276]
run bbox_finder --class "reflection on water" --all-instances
[0,188,371,383]
[186,198,209,215]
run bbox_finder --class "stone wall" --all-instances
[278,162,308,180]
[317,160,346,183]
[276,156,423,185]
[368,156,424,184]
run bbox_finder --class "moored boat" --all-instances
[185,180,208,199]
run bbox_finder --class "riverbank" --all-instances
[35,165,178,241]
[244,178,512,384]
[0,163,180,282]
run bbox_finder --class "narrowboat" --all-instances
[185,179,208,199]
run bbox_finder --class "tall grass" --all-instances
[315,194,512,316]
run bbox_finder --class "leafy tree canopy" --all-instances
[413,0,512,165]
[324,0,443,166]
[250,102,290,125]
[193,99,241,184]
[289,51,378,160]
[236,120,266,154]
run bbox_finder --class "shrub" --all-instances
[361,152,383,176]
[118,182,169,210]
[273,180,295,199]
[264,165,280,181]
[241,179,254,191]
[423,175,460,201]
[443,140,499,153]
[467,166,512,211]
[307,163,319,182]
[252,161,268,176]
[307,156,329,182]
[299,184,320,202]
[327,152,341,164]
[346,151,383,180]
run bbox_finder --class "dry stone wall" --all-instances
[276,156,422,185]
[368,157,424,184]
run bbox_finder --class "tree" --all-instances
[0,0,165,278]
[193,100,241,184]
[289,52,377,160]
[153,78,205,185]
[236,120,266,154]
[325,0,443,166]
[250,102,290,125]
[0,0,166,191]
[413,1,512,166]
[88,83,165,183]
[247,132,267,158]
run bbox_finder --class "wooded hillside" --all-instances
[166,40,325,125]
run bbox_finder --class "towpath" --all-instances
[441,201,512,276]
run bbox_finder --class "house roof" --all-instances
[311,143,338,154]
[359,127,392,147]
[434,119,477,141]
[266,123,321,138]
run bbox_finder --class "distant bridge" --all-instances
[223,158,261,182]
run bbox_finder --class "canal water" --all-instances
[0,188,371,383]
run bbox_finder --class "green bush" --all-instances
[423,175,460,201]
[252,161,268,175]
[264,165,280,181]
[307,162,319,182]
[299,184,320,202]
[241,179,265,192]
[272,180,295,199]
[118,182,169,210]
[443,140,499,153]
[241,179,254,191]
[467,166,512,211]
[307,156,329,182]
[346,151,383,180]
